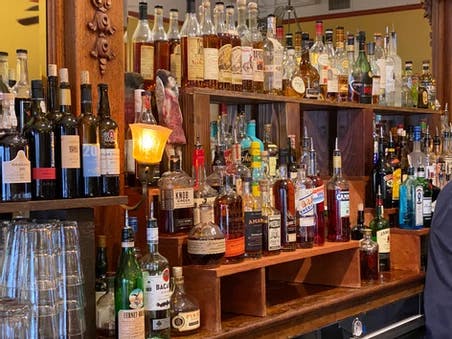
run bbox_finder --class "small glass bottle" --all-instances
[96,275,115,338]
[360,229,379,282]
[295,167,315,249]
[248,2,264,93]
[168,9,181,86]
[170,267,201,336]
[201,0,219,88]
[351,203,366,240]
[207,144,227,193]
[300,33,321,100]
[283,47,303,98]
[187,203,225,266]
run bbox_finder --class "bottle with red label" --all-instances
[350,31,372,104]
[327,138,351,242]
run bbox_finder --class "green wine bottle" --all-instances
[115,217,145,338]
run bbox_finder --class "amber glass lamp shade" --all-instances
[130,123,172,164]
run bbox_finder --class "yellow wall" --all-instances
[294,8,431,73]
[0,0,46,80]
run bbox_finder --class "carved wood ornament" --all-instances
[88,0,116,74]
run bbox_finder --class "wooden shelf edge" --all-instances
[185,241,360,278]
[0,195,129,213]
[391,227,430,236]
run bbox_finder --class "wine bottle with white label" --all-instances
[55,68,81,198]
[97,83,120,196]
[141,205,171,338]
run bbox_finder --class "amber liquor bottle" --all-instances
[201,0,219,88]
[248,2,264,93]
[260,179,281,255]
[152,5,170,81]
[168,9,181,86]
[214,2,232,90]
[236,0,252,92]
[226,4,242,91]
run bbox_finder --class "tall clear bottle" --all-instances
[215,2,232,90]
[152,5,170,80]
[374,33,387,105]
[79,71,100,197]
[168,9,182,86]
[367,42,381,105]
[13,49,31,130]
[226,5,242,91]
[201,0,219,88]
[334,27,349,102]
[180,0,204,87]
[55,68,81,199]
[97,84,120,196]
[309,21,326,74]
[263,14,283,95]
[248,2,264,93]
[0,52,9,93]
[385,31,402,107]
[295,167,315,248]
[327,138,350,242]
[141,205,171,339]
[236,0,253,92]
[132,2,154,90]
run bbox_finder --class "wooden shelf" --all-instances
[391,227,430,236]
[391,227,430,273]
[0,195,128,213]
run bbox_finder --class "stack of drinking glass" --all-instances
[0,219,86,338]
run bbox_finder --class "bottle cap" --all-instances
[172,266,183,278]
[59,68,69,83]
[80,70,90,85]
[138,2,148,20]
[48,64,57,77]
[248,2,257,11]
[237,0,246,7]
[97,235,107,247]
[16,49,28,55]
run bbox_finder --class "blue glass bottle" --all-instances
[399,166,423,229]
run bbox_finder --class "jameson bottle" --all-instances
[26,79,56,200]
[97,84,120,196]
[55,68,81,199]
[327,138,350,242]
[141,206,171,339]
[0,93,32,201]
[115,223,145,339]
[79,71,100,197]
[46,64,62,124]
[369,187,390,272]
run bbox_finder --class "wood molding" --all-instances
[46,0,65,67]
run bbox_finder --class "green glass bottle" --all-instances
[350,31,372,104]
[115,216,145,338]
[369,186,390,272]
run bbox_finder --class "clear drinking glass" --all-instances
[0,298,31,338]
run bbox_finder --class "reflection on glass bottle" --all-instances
[360,229,379,281]
[96,275,115,338]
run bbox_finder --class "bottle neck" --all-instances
[98,86,110,118]
[152,9,167,40]
[0,59,8,84]
[248,10,258,31]
[375,196,384,218]
[17,55,29,85]
[193,152,207,189]
[332,153,342,177]
[174,277,185,292]
[168,13,180,37]
[214,8,225,33]
[279,164,288,179]
[226,10,235,33]
[357,210,364,225]
[80,84,93,114]
[267,18,276,39]
[261,189,272,208]
[315,23,323,42]
[47,76,58,113]
[237,6,247,28]
[247,123,256,138]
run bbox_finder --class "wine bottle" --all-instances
[55,68,81,199]
[97,84,120,196]
[95,235,108,304]
[78,71,100,197]
[26,79,56,200]
[12,49,32,132]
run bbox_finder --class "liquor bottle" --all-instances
[332,27,348,102]
[287,136,298,181]
[152,5,170,80]
[214,174,245,263]
[299,127,310,171]
[248,2,264,93]
[96,275,115,338]
[158,155,195,233]
[263,124,278,178]
[125,89,144,187]
[97,84,120,196]
[228,129,250,195]
[385,31,402,107]
[401,61,414,107]
[26,79,56,200]
[250,141,263,197]
[367,42,381,105]
[180,0,203,87]
[12,49,31,131]
[309,21,326,74]
[417,60,432,109]
[327,138,350,242]
[295,167,315,248]
[226,5,242,91]
[132,2,154,90]
[408,126,426,169]
[115,224,145,338]
[170,267,201,336]
[416,165,432,227]
[0,51,9,92]
[201,0,219,88]
[300,33,321,100]
[387,133,401,208]
[260,179,281,255]
[371,128,393,208]
[78,71,100,197]
[46,64,62,124]
[360,229,379,281]
[241,119,263,168]
[141,206,171,339]
[187,203,225,266]
[55,68,81,199]
[263,14,283,95]
[207,144,227,193]
[192,138,217,225]
[283,47,304,98]
[236,0,253,92]
[307,139,325,246]
[95,235,108,304]
[215,2,232,90]
[349,31,372,104]
[168,8,182,86]
[369,186,390,272]
[242,177,263,258]
[374,33,386,104]
[8,68,16,89]
[273,149,297,251]
[351,203,366,240]
[324,28,338,101]
[0,93,32,201]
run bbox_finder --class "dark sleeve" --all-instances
[424,182,452,339]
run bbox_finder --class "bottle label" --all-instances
[187,238,226,255]
[244,211,263,253]
[143,268,171,311]
[152,317,170,331]
[423,196,432,217]
[268,156,277,177]
[121,240,134,248]
[336,190,350,218]
[187,37,204,81]
[295,188,314,216]
[327,68,339,93]
[170,44,181,86]
[193,196,216,225]
[60,88,71,105]
[333,155,341,169]
[376,228,390,254]
[319,66,329,86]
[385,65,395,92]
[100,148,120,175]
[372,76,381,96]
[146,227,158,244]
[415,185,423,226]
[172,310,200,332]
[140,45,154,80]
[312,184,325,204]
[231,45,242,85]
[219,43,232,84]
[265,214,281,251]
[61,135,81,169]
[173,188,194,209]
[252,48,264,82]
[392,168,401,200]
[225,236,245,257]
[117,308,145,338]
[95,291,106,304]
[203,48,219,81]
[125,139,135,172]
[241,46,253,81]
[290,171,298,180]
[2,150,31,184]
[82,143,100,177]
[304,78,320,99]
[32,167,56,180]
[291,76,305,95]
